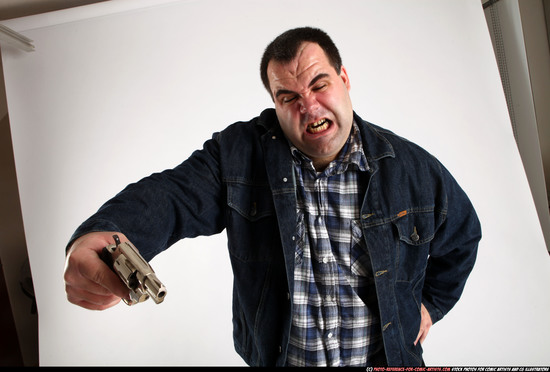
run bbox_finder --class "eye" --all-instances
[281,95,297,104]
[312,83,327,92]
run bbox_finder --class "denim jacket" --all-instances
[70,108,481,366]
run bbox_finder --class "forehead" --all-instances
[267,42,333,90]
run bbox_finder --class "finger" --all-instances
[78,258,130,299]
[414,328,423,346]
[65,283,123,307]
[414,303,433,345]
[65,246,130,300]
[414,318,432,345]
[64,268,116,296]
[414,328,428,346]
[67,291,122,311]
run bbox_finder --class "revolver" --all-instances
[100,234,167,305]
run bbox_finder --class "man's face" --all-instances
[267,42,353,170]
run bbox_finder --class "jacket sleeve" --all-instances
[67,133,225,261]
[422,163,482,324]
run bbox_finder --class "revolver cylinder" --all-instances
[102,235,167,305]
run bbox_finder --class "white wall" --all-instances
[2,0,549,366]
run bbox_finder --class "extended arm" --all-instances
[64,136,225,310]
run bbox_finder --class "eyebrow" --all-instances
[274,73,330,99]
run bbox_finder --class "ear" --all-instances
[339,66,351,91]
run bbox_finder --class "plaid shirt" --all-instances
[286,122,385,367]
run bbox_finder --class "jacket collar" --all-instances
[257,108,395,165]
[353,111,395,163]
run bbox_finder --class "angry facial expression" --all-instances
[267,42,354,170]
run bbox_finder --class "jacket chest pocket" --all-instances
[391,211,436,283]
[226,182,279,262]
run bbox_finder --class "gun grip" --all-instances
[99,246,114,269]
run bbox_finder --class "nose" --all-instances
[299,94,319,115]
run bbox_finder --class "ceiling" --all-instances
[0,0,109,21]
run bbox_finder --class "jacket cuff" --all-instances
[65,218,122,254]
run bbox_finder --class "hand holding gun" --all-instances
[100,234,167,305]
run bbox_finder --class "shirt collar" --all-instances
[290,121,370,176]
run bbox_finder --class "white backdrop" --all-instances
[2,0,550,366]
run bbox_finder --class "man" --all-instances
[64,27,481,367]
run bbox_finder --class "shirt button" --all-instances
[272,135,277,140]
[322,257,328,264]
[327,332,333,339]
[283,177,288,182]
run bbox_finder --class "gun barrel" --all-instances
[144,275,167,304]
[103,235,167,306]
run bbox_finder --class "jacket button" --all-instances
[410,226,420,242]
[250,202,257,216]
[283,177,288,182]
[382,322,392,331]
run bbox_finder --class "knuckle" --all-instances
[63,268,76,284]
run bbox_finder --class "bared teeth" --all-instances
[307,119,329,133]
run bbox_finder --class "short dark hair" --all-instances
[260,27,343,96]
